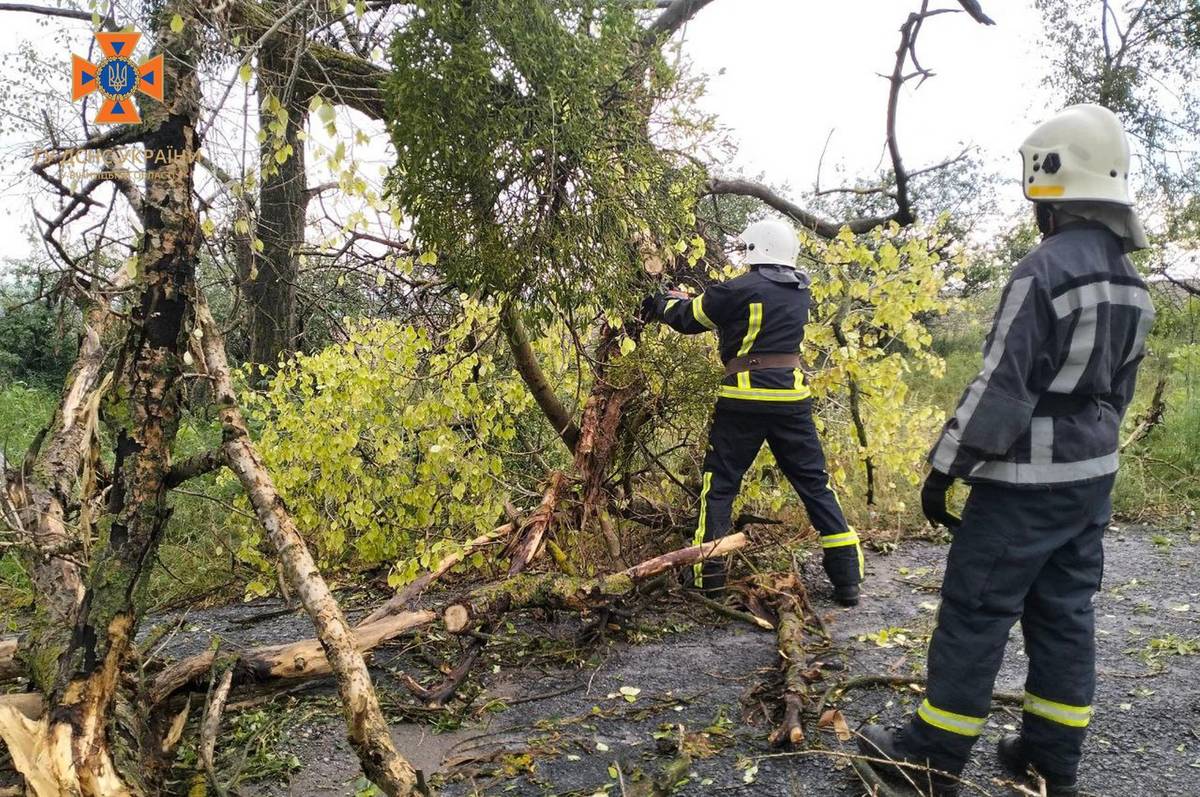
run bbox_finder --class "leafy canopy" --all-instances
[384,0,702,320]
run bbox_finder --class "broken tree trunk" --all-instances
[505,471,566,576]
[445,533,748,634]
[573,368,642,531]
[504,325,642,575]
[0,9,210,794]
[2,282,121,691]
[194,291,421,796]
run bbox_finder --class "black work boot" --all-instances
[823,545,863,608]
[678,557,727,597]
[833,583,860,607]
[857,725,961,796]
[997,735,1079,797]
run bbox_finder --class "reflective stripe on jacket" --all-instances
[931,221,1155,487]
[653,264,812,414]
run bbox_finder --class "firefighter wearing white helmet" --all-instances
[858,103,1155,796]
[739,218,801,268]
[640,218,863,605]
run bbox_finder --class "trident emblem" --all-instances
[72,31,164,125]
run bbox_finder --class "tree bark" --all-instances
[4,284,122,693]
[247,31,312,367]
[150,608,436,706]
[0,8,210,793]
[500,301,580,452]
[194,291,421,796]
[769,605,810,747]
[220,0,387,120]
[445,533,747,634]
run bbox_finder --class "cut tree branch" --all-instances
[445,532,749,634]
[149,608,437,705]
[357,522,516,627]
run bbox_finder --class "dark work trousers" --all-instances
[691,403,860,590]
[900,476,1114,780]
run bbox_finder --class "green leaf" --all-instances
[169,13,184,33]
[239,63,253,84]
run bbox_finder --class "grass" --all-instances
[1114,376,1200,521]
[0,382,58,466]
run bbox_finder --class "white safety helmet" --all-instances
[1020,103,1133,206]
[740,219,800,268]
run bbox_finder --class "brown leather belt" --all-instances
[723,353,802,378]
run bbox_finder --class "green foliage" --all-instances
[383,0,703,320]
[171,698,307,791]
[233,300,534,589]
[0,294,78,387]
[0,383,57,462]
[803,222,959,516]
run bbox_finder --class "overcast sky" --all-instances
[0,1,1058,269]
[682,1,1046,196]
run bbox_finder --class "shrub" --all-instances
[232,299,534,591]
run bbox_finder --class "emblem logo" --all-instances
[72,32,164,125]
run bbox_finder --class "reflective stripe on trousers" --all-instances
[821,529,864,580]
[1024,691,1092,728]
[693,472,713,587]
[917,699,987,737]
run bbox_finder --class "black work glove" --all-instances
[921,469,961,531]
[639,295,661,322]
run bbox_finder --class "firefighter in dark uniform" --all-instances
[858,104,1156,796]
[642,219,865,606]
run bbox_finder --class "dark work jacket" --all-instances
[930,222,1155,487]
[651,264,812,415]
